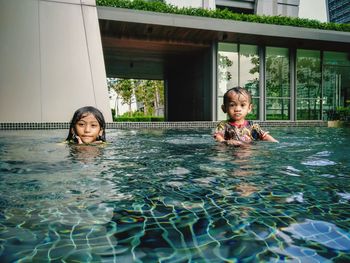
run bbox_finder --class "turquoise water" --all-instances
[0,127,349,262]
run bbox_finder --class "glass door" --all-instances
[323,51,350,121]
[323,65,350,109]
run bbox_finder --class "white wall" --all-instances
[256,0,300,17]
[0,0,112,122]
[109,90,138,117]
[299,0,327,22]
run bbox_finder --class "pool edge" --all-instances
[0,121,327,130]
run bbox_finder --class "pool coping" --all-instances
[0,121,327,130]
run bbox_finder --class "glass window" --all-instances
[296,49,321,120]
[217,43,238,120]
[240,44,259,120]
[217,43,259,120]
[266,99,290,120]
[297,98,322,120]
[217,43,238,95]
[323,51,350,116]
[247,97,259,120]
[324,51,350,67]
[266,47,290,120]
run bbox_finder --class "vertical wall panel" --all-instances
[82,5,112,121]
[40,1,95,121]
[0,0,112,122]
[0,0,41,122]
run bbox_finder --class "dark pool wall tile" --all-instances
[0,122,69,130]
[0,121,327,130]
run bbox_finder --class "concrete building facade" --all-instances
[99,2,350,121]
[326,0,350,24]
[1,0,349,123]
[0,0,112,122]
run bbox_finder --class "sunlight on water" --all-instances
[0,127,349,262]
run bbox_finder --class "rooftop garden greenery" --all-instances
[96,0,350,32]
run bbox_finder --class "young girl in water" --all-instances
[66,106,106,144]
[214,87,278,146]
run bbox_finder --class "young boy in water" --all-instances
[214,87,278,146]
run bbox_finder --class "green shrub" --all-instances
[246,113,257,120]
[266,114,290,120]
[325,107,350,121]
[111,108,116,118]
[113,111,164,121]
[114,116,164,122]
[96,0,350,32]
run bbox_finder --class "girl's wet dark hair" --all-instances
[223,86,252,105]
[66,106,106,143]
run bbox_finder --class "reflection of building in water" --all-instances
[69,145,104,164]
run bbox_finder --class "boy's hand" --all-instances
[225,139,243,146]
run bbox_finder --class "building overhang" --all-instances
[98,6,350,50]
[97,6,350,79]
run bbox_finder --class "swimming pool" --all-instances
[0,127,349,262]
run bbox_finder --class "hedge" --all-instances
[114,116,165,122]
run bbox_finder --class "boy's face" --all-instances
[222,91,252,124]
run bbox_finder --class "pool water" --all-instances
[0,127,350,262]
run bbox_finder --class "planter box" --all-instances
[328,120,350,127]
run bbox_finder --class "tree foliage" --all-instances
[108,79,134,115]
[134,80,164,115]
[108,78,164,117]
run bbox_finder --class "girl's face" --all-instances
[73,113,102,144]
[222,91,252,124]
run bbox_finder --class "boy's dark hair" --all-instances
[66,106,106,142]
[223,86,252,105]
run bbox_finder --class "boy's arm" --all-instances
[214,122,245,146]
[253,124,279,143]
[214,133,226,142]
[263,134,279,143]
[215,133,245,146]
[213,121,226,142]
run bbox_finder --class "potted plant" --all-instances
[326,106,350,127]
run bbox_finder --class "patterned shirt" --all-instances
[214,120,268,143]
